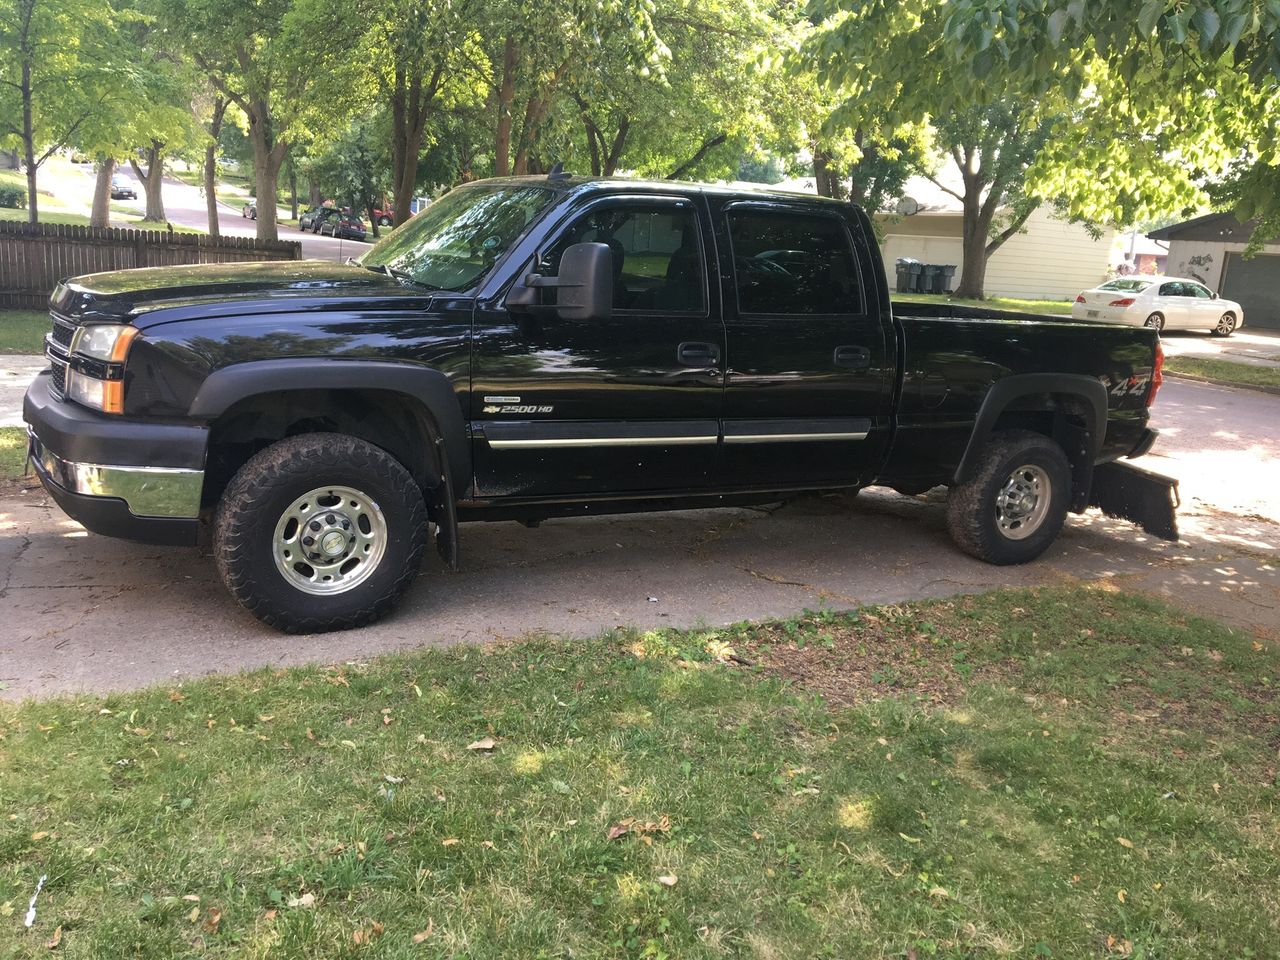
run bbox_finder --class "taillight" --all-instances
[1148,340,1164,407]
[1109,298,1136,307]
[1075,293,1087,303]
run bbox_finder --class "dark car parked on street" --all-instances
[242,201,259,220]
[319,209,368,240]
[298,206,336,232]
[109,177,136,200]
[25,174,1178,634]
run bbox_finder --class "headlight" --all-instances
[65,324,139,414]
[75,324,139,362]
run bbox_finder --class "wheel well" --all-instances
[987,392,1095,509]
[203,389,442,507]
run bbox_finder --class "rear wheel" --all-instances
[945,431,1072,565]
[1211,312,1236,337]
[214,433,428,633]
[1144,312,1165,332]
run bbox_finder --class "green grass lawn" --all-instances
[0,426,27,479]
[1164,355,1280,390]
[2,585,1276,958]
[0,310,47,354]
[894,293,1074,317]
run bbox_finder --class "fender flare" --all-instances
[188,359,470,493]
[954,373,1108,487]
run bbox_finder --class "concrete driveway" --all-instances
[2,378,1277,700]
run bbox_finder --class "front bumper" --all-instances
[24,371,206,545]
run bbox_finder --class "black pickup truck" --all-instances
[24,174,1178,632]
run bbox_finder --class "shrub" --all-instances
[0,183,26,208]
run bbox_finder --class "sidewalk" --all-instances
[0,353,43,427]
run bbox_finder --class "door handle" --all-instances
[678,341,721,366]
[833,345,871,370]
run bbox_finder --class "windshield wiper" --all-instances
[363,263,440,290]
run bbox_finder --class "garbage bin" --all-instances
[922,263,943,294]
[906,259,924,293]
[938,264,957,294]
[894,257,919,294]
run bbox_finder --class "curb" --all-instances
[1163,371,1280,398]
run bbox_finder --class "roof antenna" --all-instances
[547,161,569,181]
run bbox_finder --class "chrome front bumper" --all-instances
[28,429,204,519]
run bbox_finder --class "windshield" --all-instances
[1099,279,1153,293]
[360,184,554,292]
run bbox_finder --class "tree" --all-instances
[0,0,124,222]
[919,102,1059,298]
[803,0,1070,296]
[161,0,330,240]
[902,1,1280,238]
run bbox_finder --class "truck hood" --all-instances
[52,260,404,323]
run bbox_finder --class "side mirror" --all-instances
[512,242,613,320]
[1211,291,1218,299]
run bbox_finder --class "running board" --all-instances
[1088,461,1180,542]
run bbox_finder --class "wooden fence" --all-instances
[0,221,302,310]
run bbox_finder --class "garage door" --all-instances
[1220,252,1280,330]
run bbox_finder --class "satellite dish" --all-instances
[894,196,920,216]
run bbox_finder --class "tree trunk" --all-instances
[205,97,227,238]
[667,134,727,180]
[289,168,298,220]
[0,149,17,169]
[953,198,992,299]
[90,158,114,227]
[309,180,321,207]
[246,102,287,241]
[494,36,517,176]
[130,142,167,222]
[22,59,37,224]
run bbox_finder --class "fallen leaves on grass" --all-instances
[287,893,315,909]
[1116,837,1134,849]
[412,920,434,943]
[657,874,678,887]
[46,925,62,949]
[352,921,384,944]
[202,908,222,933]
[607,816,671,841]
[467,737,496,751]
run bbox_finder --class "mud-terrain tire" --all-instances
[945,430,1071,565]
[214,433,427,633]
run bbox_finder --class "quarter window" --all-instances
[542,204,704,313]
[728,209,863,315]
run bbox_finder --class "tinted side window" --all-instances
[1158,282,1181,296]
[1188,283,1212,298]
[727,209,863,315]
[542,204,704,313]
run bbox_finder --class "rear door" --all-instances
[712,198,893,488]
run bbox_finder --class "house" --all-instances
[874,175,1117,301]
[1147,214,1280,330]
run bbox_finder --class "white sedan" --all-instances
[1072,276,1244,336]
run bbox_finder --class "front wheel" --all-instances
[214,433,428,632]
[945,431,1071,565]
[1211,312,1236,337]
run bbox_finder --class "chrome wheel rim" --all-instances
[995,464,1051,540]
[1144,314,1163,331]
[1216,313,1235,334]
[272,485,387,596]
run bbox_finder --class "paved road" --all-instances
[103,167,377,262]
[2,377,1276,699]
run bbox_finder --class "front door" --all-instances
[470,194,725,499]
[713,199,894,488]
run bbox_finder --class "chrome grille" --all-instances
[50,312,77,348]
[46,312,77,400]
